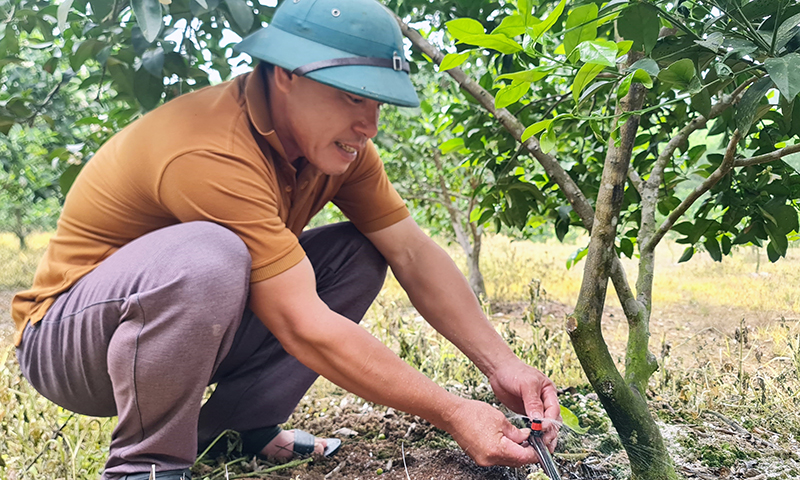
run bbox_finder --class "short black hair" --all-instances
[259,61,275,74]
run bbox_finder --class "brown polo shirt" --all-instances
[11,67,409,346]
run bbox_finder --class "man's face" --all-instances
[278,72,382,175]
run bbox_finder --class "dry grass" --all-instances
[1,231,799,478]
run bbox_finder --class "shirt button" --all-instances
[285,186,292,192]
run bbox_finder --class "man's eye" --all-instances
[348,95,363,104]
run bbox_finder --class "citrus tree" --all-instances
[3,1,799,478]
[392,0,800,478]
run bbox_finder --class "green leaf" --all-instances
[618,3,659,53]
[59,163,84,195]
[736,76,773,134]
[70,39,105,71]
[439,51,470,71]
[767,239,781,262]
[589,119,605,144]
[775,13,800,52]
[131,0,162,43]
[191,0,221,15]
[618,73,633,98]
[632,68,653,88]
[521,119,553,142]
[89,0,114,22]
[764,54,800,101]
[691,88,712,118]
[0,24,19,57]
[721,235,732,255]
[687,145,707,166]
[763,202,799,234]
[496,66,553,83]
[657,59,697,90]
[577,80,611,105]
[564,4,598,57]
[0,116,15,135]
[678,246,694,263]
[134,66,164,110]
[704,237,722,262]
[225,0,254,33]
[225,0,255,33]
[528,0,567,43]
[492,15,526,38]
[619,237,634,258]
[576,39,618,67]
[628,58,659,77]
[43,56,58,74]
[440,138,464,154]
[555,206,571,241]
[572,63,605,102]
[141,47,165,77]
[765,220,788,257]
[566,246,588,270]
[616,40,633,57]
[57,0,74,34]
[495,81,531,109]
[560,405,590,434]
[477,208,495,226]
[446,18,485,41]
[694,32,724,52]
[518,0,532,26]
[540,128,557,154]
[459,34,523,54]
[131,26,153,54]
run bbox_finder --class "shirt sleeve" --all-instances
[333,141,410,233]
[158,150,305,282]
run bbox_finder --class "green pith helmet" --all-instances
[235,0,419,108]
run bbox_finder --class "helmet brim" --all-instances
[236,26,420,108]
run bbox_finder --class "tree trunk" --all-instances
[14,207,27,251]
[467,223,486,299]
[567,78,678,480]
[430,148,487,299]
[395,17,677,479]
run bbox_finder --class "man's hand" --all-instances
[444,398,540,467]
[367,217,561,457]
[488,360,561,452]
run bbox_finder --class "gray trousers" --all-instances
[16,221,387,479]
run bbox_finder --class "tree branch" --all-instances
[628,169,643,194]
[25,79,66,127]
[395,15,596,229]
[645,130,742,253]
[431,148,473,256]
[394,13,642,322]
[648,76,757,189]
[733,142,800,167]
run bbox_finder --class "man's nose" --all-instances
[354,104,380,139]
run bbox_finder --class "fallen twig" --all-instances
[703,410,780,450]
[228,457,313,478]
[324,460,346,479]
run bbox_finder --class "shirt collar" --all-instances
[244,64,289,162]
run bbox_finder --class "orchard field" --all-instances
[3,0,800,477]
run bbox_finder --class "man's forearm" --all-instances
[249,260,464,432]
[388,238,519,378]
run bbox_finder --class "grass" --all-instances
[1,231,799,478]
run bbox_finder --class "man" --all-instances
[12,0,560,478]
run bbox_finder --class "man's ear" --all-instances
[271,66,294,94]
